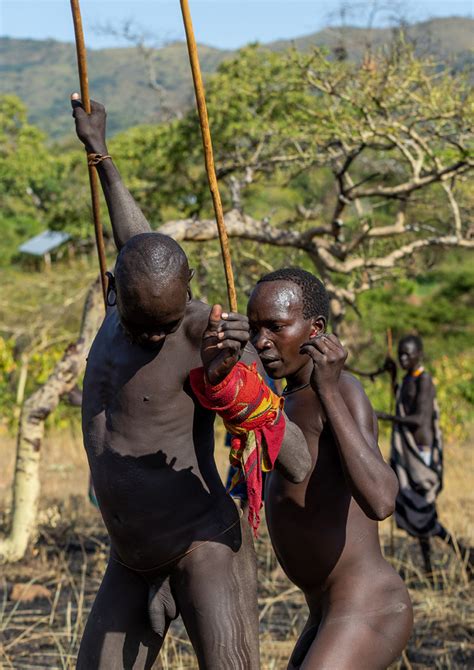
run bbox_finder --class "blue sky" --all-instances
[1,1,472,50]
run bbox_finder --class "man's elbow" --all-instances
[283,450,312,484]
[371,498,395,521]
[368,475,398,521]
[365,497,395,521]
[297,449,312,482]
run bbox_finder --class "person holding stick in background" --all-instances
[377,334,472,578]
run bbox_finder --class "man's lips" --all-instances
[260,356,281,366]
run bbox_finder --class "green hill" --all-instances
[270,17,474,63]
[0,37,229,139]
[1,17,472,140]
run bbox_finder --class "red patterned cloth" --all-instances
[190,362,285,534]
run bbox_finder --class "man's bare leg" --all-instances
[173,518,260,670]
[77,557,168,670]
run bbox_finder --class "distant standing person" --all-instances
[378,335,469,575]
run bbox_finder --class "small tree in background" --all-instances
[0,280,102,563]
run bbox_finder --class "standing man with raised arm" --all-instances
[70,96,310,670]
[377,335,471,576]
[247,268,413,669]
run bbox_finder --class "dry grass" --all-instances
[0,426,472,669]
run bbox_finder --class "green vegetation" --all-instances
[0,36,228,140]
[1,17,472,140]
[0,32,472,441]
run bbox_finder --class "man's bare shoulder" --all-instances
[338,370,367,398]
[338,371,375,422]
[419,370,434,387]
[92,306,121,344]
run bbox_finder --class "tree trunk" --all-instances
[0,280,103,564]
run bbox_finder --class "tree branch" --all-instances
[159,209,330,251]
[317,235,474,274]
[349,160,472,199]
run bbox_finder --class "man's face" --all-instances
[398,340,422,372]
[116,276,187,349]
[247,280,322,379]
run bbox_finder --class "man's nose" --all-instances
[252,329,271,351]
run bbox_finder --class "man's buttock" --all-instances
[309,557,408,609]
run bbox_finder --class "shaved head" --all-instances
[115,233,189,299]
[112,233,191,347]
[399,334,423,353]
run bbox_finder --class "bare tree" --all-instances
[0,280,103,563]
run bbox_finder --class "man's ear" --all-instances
[186,269,195,302]
[106,271,117,307]
[309,316,326,338]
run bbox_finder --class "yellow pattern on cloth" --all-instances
[190,362,286,534]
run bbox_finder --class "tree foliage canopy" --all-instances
[2,41,473,316]
[104,42,473,320]
[0,40,472,440]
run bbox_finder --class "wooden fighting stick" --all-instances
[180,0,238,312]
[70,0,108,307]
[386,327,396,556]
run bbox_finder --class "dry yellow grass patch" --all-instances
[0,425,472,669]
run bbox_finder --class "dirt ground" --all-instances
[0,425,472,669]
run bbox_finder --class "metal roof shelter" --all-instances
[19,230,71,256]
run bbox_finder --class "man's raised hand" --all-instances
[201,304,249,386]
[300,333,348,395]
[70,93,108,154]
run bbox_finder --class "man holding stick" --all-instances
[71,96,310,670]
[377,335,472,577]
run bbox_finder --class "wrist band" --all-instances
[87,153,112,166]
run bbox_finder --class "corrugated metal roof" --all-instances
[19,230,71,256]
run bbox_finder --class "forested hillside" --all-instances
[1,17,472,139]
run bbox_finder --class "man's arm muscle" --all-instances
[71,97,151,250]
[323,373,399,521]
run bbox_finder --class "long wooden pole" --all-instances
[70,0,108,307]
[386,326,396,557]
[180,0,237,312]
